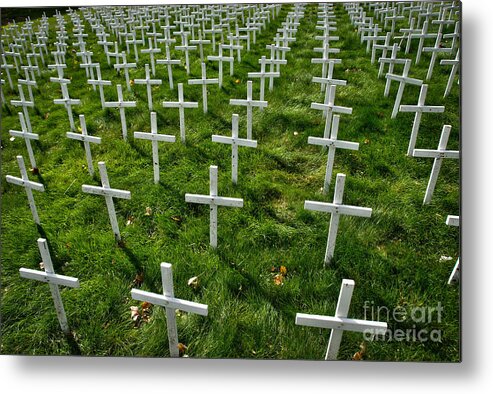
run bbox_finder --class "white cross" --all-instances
[9,112,39,170]
[87,63,112,108]
[175,33,197,75]
[372,32,392,70]
[82,161,132,241]
[66,114,101,176]
[379,44,406,95]
[362,23,383,53]
[399,84,445,156]
[247,55,280,103]
[131,262,208,357]
[107,41,122,67]
[190,29,211,63]
[410,20,437,64]
[412,125,459,205]
[445,215,460,284]
[296,279,387,360]
[212,113,257,184]
[104,84,137,141]
[125,31,143,62]
[134,63,162,110]
[308,115,359,193]
[207,44,233,88]
[19,238,80,335]
[423,33,453,81]
[156,44,181,90]
[78,49,96,82]
[385,59,423,119]
[264,47,287,91]
[223,34,243,64]
[1,53,15,90]
[304,173,372,265]
[53,81,81,131]
[10,84,34,132]
[188,62,219,114]
[47,53,67,78]
[114,52,137,92]
[185,165,243,248]
[440,49,459,98]
[134,112,176,184]
[18,68,37,104]
[398,17,420,54]
[141,38,161,76]
[229,80,268,139]
[162,83,198,144]
[312,41,340,83]
[5,155,45,224]
[311,84,353,136]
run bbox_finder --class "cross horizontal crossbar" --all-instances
[131,289,208,316]
[295,313,388,334]
[412,149,459,159]
[304,200,372,217]
[81,185,131,199]
[308,136,359,150]
[5,175,45,191]
[185,194,244,207]
[19,268,80,288]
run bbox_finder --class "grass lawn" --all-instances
[0,3,460,361]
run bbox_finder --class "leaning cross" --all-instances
[131,262,208,357]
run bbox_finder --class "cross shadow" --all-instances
[118,240,143,272]
[65,331,82,355]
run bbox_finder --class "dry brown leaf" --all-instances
[187,276,200,290]
[171,215,182,223]
[144,207,152,216]
[39,261,45,270]
[352,342,367,360]
[273,273,284,286]
[280,265,287,276]
[133,272,144,286]
[130,306,140,322]
[126,216,134,226]
[177,342,188,356]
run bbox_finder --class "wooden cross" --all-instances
[311,84,352,136]
[295,279,387,360]
[87,63,112,108]
[162,83,198,144]
[156,44,181,90]
[125,31,143,62]
[66,114,101,176]
[18,68,37,104]
[264,47,287,91]
[5,155,45,224]
[82,161,131,241]
[379,44,406,96]
[423,33,453,81]
[308,115,359,193]
[1,54,15,90]
[114,52,137,92]
[107,41,122,67]
[223,34,243,64]
[185,165,243,248]
[53,81,81,131]
[141,38,161,76]
[212,113,257,184]
[134,112,176,184]
[104,84,137,141]
[312,59,343,96]
[398,17,420,54]
[19,238,80,335]
[131,262,208,357]
[134,63,162,110]
[47,53,67,78]
[445,215,460,284]
[9,112,39,171]
[361,23,383,53]
[385,59,423,119]
[190,29,211,63]
[188,62,219,114]
[410,20,437,64]
[207,44,233,88]
[304,173,372,265]
[412,125,459,205]
[78,49,96,82]
[440,49,459,98]
[399,84,445,156]
[372,32,392,69]
[229,80,268,139]
[175,33,197,75]
[10,84,34,132]
[247,55,280,103]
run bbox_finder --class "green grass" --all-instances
[0,3,460,361]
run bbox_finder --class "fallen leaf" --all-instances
[177,342,188,356]
[39,261,45,270]
[133,272,144,286]
[364,138,370,144]
[280,265,287,276]
[9,136,15,141]
[273,273,284,286]
[130,79,135,86]
[171,215,182,223]
[235,79,240,84]
[187,276,200,289]
[440,255,453,262]
[293,131,298,136]
[352,342,367,360]
[126,216,134,226]
[130,306,140,322]
[144,207,152,216]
